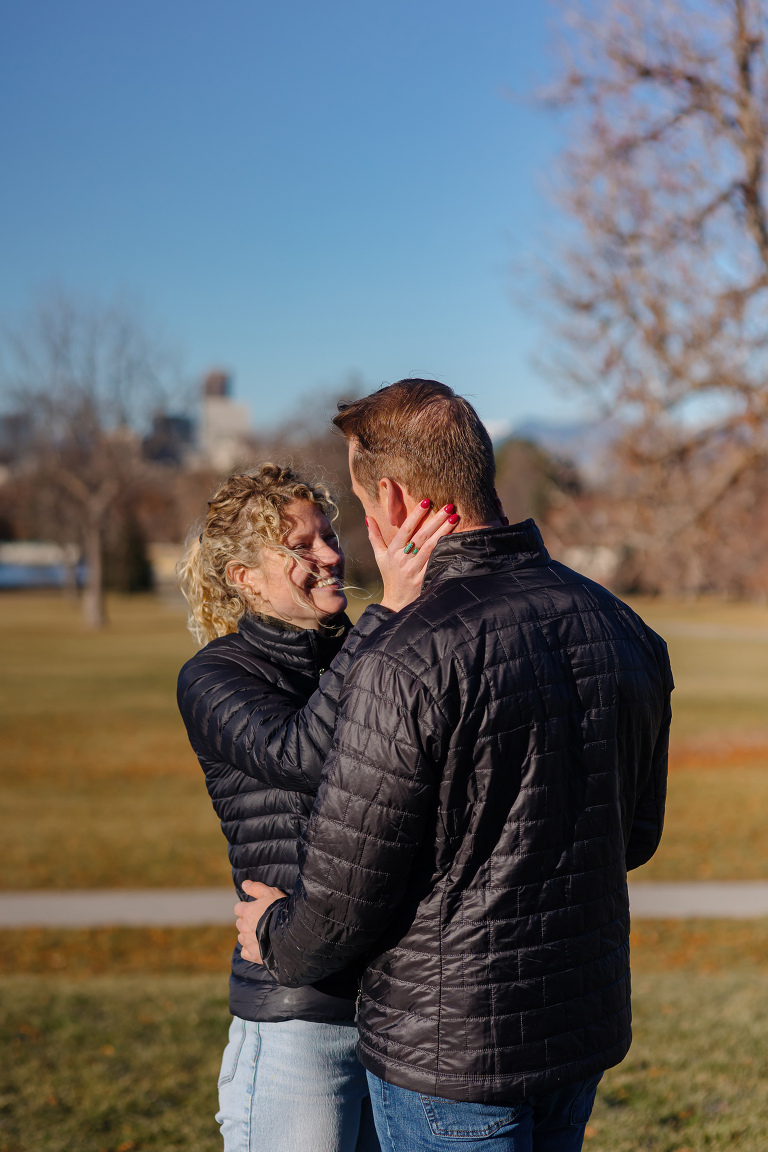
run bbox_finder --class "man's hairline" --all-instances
[346,434,399,501]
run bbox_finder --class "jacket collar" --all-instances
[422,519,550,590]
[237,611,350,673]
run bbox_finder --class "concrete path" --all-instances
[0,888,237,928]
[2,883,768,927]
[629,882,768,918]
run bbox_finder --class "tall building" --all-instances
[199,371,252,471]
[142,412,195,466]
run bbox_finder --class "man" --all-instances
[236,378,672,1151]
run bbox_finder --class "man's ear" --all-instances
[378,477,409,529]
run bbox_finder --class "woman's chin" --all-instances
[311,587,347,617]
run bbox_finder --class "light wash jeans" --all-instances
[366,1070,603,1152]
[216,1016,381,1152]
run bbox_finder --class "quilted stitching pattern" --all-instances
[258,521,673,1102]
[177,602,392,1021]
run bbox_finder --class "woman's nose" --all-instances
[316,539,342,565]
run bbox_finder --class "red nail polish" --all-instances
[444,504,454,514]
[364,517,369,527]
[420,498,431,508]
[448,513,460,524]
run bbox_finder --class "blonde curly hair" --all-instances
[177,463,338,646]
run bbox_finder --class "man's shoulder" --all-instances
[536,562,673,687]
[353,560,667,679]
[348,567,543,679]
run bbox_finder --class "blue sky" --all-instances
[0,1,584,433]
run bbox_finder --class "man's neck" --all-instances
[452,518,503,534]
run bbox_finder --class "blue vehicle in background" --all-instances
[0,542,85,589]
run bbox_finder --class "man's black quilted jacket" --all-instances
[256,521,673,1102]
[177,603,391,1023]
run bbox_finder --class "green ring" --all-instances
[403,542,415,554]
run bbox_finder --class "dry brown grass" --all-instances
[630,918,768,972]
[0,591,230,889]
[0,927,236,977]
[632,595,768,741]
[632,765,768,880]
[2,589,768,888]
[1,588,767,1150]
[3,918,768,979]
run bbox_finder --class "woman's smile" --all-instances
[310,575,343,590]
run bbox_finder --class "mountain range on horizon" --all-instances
[501,416,619,480]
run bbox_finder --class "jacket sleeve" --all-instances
[177,604,392,794]
[625,639,673,871]
[255,648,444,987]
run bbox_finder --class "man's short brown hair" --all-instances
[333,379,497,524]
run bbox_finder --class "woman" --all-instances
[176,463,458,1152]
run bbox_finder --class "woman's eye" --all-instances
[290,535,338,556]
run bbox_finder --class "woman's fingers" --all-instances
[240,880,275,898]
[371,498,457,559]
[409,504,457,549]
[409,505,460,563]
[390,499,433,551]
[373,498,460,614]
[389,500,461,565]
[376,502,459,612]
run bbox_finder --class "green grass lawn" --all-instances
[0,974,226,1152]
[587,969,768,1151]
[2,962,768,1151]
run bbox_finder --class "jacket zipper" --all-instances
[308,631,320,678]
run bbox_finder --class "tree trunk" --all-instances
[61,544,80,604]
[82,523,106,629]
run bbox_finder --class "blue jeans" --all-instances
[217,1016,381,1152]
[366,1071,602,1152]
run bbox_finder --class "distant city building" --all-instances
[199,370,252,472]
[0,412,33,464]
[143,412,195,466]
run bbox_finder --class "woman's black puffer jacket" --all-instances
[177,603,391,1023]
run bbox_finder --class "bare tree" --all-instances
[546,0,768,592]
[0,291,178,626]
